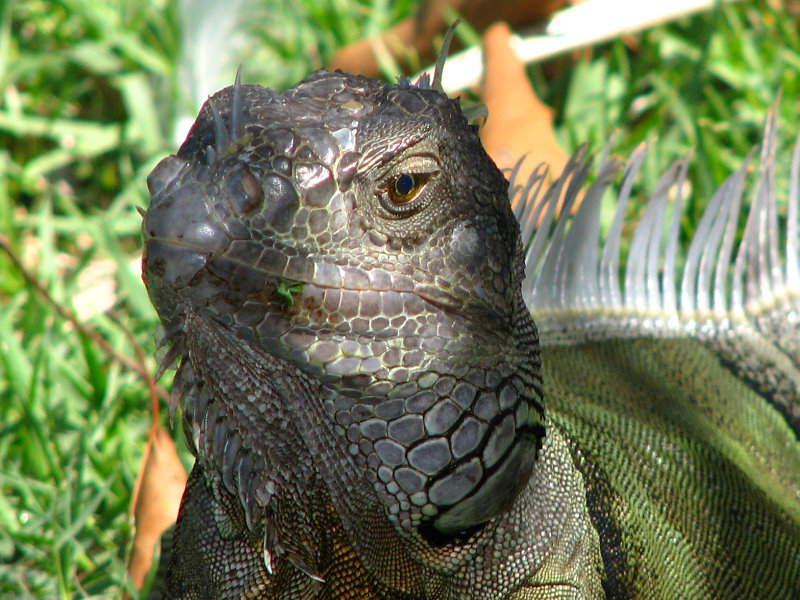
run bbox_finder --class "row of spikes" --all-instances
[513,110,800,335]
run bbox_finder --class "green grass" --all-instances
[1,0,798,597]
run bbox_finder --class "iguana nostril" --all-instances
[229,166,264,215]
[261,173,299,232]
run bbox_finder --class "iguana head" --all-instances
[143,69,544,555]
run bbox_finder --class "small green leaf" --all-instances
[276,279,304,307]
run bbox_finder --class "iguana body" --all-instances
[142,68,800,598]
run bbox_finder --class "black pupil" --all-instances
[395,174,415,196]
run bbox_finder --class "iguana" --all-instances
[141,60,800,598]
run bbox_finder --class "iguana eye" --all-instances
[389,173,425,204]
[393,174,417,200]
[381,172,435,217]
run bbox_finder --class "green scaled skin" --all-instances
[141,65,800,599]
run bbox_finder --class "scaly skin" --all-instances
[142,68,800,599]
[143,71,602,598]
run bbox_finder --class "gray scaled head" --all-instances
[143,68,545,544]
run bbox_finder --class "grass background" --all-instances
[1,0,798,597]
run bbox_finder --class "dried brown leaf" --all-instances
[479,22,570,214]
[129,426,187,589]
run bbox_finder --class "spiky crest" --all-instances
[514,112,800,345]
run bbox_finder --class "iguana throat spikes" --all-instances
[143,69,550,594]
